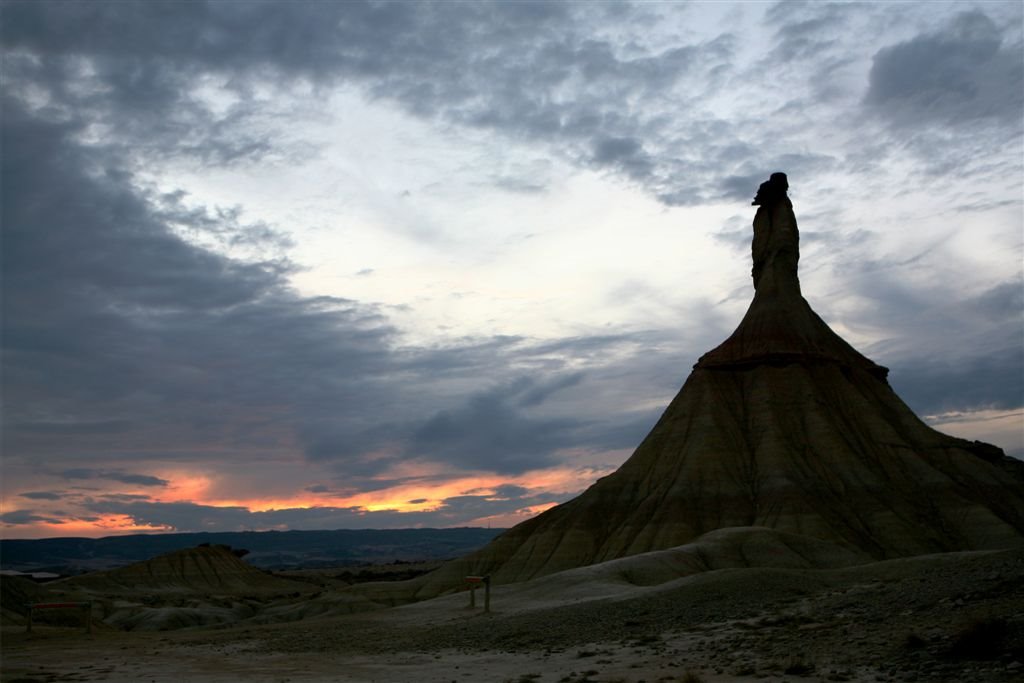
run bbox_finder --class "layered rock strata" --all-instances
[405,175,1024,595]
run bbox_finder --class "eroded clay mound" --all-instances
[57,545,310,596]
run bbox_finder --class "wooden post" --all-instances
[26,605,33,633]
[466,575,492,612]
[466,575,489,610]
[84,602,92,634]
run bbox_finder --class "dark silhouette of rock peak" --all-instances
[393,175,1024,593]
[699,172,889,379]
[752,171,789,207]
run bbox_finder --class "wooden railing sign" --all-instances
[464,575,491,612]
[26,602,93,634]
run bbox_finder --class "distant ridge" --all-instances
[0,527,505,574]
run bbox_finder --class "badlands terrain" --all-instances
[3,530,1022,683]
[5,182,1022,683]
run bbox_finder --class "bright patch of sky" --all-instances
[144,88,743,346]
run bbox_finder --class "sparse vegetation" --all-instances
[783,659,815,676]
[504,674,541,683]
[331,564,437,584]
[903,632,926,650]
[558,671,604,683]
[732,663,756,676]
[630,634,660,647]
[946,617,1008,660]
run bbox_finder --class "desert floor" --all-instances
[3,549,1022,683]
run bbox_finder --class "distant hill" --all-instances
[0,527,505,574]
[60,544,311,595]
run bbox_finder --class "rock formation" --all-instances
[42,544,323,630]
[57,544,308,595]
[406,174,1024,596]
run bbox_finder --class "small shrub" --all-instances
[783,660,815,676]
[680,672,706,683]
[947,617,1008,660]
[631,634,660,647]
[904,633,926,650]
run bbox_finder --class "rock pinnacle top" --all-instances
[751,171,790,208]
[697,173,888,379]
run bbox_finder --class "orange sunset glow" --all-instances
[168,461,613,514]
[0,460,620,539]
[6,516,173,538]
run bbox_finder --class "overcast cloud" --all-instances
[2,1,1021,537]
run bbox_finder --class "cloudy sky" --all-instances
[2,1,1022,539]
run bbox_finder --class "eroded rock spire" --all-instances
[370,175,1024,592]
[751,171,799,294]
[696,172,886,378]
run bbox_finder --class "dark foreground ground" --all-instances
[3,548,1022,683]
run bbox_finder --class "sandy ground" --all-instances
[4,548,1023,683]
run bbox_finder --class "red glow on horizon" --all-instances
[1,514,172,539]
[1,460,618,539]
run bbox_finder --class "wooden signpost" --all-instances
[26,602,93,634]
[465,575,491,613]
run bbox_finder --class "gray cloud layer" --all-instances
[1,90,672,483]
[2,1,1021,532]
[865,11,1023,127]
